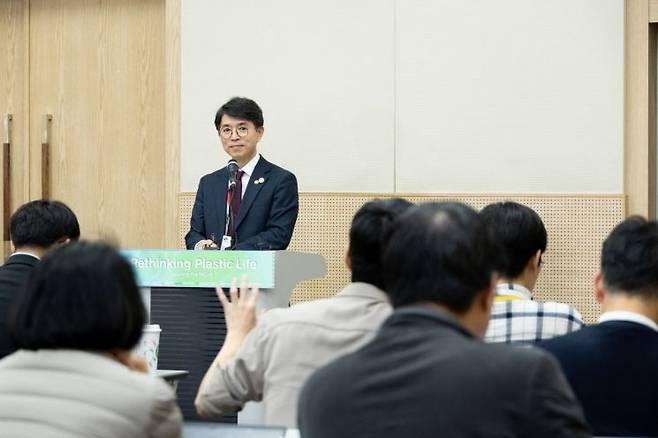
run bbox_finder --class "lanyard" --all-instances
[494,294,524,302]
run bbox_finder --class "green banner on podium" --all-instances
[121,250,275,288]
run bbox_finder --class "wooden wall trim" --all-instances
[21,0,29,205]
[650,24,657,216]
[164,0,181,248]
[625,0,655,218]
[650,0,658,22]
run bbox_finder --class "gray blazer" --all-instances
[0,349,183,438]
[299,306,591,438]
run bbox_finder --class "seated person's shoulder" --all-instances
[480,341,559,374]
[257,299,329,328]
[542,300,583,316]
[538,324,593,350]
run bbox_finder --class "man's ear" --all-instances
[477,273,497,313]
[485,273,497,311]
[9,240,15,253]
[256,126,264,141]
[594,271,605,304]
[344,245,352,271]
[530,250,542,270]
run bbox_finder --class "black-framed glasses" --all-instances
[220,125,250,139]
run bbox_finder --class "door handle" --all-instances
[2,114,12,245]
[42,114,52,199]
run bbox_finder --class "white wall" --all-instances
[181,0,623,193]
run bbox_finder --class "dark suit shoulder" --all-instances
[256,156,296,177]
[1,254,39,268]
[540,321,658,360]
[200,167,228,182]
[480,338,553,366]
[467,342,563,391]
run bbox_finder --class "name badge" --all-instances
[220,235,232,251]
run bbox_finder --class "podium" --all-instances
[123,250,326,423]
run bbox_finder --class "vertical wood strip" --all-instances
[165,0,181,248]
[650,0,658,22]
[625,0,652,217]
[649,25,657,216]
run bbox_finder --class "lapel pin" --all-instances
[254,177,265,185]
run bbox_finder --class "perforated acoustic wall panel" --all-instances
[179,193,625,323]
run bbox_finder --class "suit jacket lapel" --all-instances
[236,157,272,230]
[213,169,229,239]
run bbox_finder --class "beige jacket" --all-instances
[196,282,392,427]
[0,349,182,438]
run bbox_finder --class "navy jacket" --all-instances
[0,254,39,358]
[540,320,658,437]
[185,156,298,250]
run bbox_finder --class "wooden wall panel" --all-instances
[0,0,29,259]
[179,192,625,324]
[28,0,166,247]
[165,0,181,248]
[625,0,656,217]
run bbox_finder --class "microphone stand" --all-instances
[225,184,237,249]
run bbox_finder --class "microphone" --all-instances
[227,159,239,191]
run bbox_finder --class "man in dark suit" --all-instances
[0,200,80,359]
[185,97,298,251]
[298,202,590,438]
[540,216,658,437]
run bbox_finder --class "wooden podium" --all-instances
[123,250,326,423]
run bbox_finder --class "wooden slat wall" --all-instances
[179,193,626,324]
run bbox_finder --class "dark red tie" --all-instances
[231,170,245,223]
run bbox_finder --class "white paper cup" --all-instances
[132,324,161,373]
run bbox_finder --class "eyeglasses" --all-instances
[220,125,250,139]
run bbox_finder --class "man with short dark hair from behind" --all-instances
[195,198,412,427]
[480,201,583,344]
[0,200,80,358]
[298,202,590,438]
[539,216,658,437]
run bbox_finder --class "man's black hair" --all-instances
[383,202,501,312]
[480,201,547,278]
[349,198,414,290]
[9,241,145,351]
[9,200,80,249]
[601,216,658,297]
[214,97,264,130]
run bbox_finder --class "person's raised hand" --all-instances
[216,275,259,341]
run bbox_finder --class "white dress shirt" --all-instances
[598,310,658,332]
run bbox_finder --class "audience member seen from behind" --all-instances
[0,199,80,359]
[0,241,182,438]
[480,202,583,344]
[540,216,658,437]
[195,198,413,427]
[298,202,590,438]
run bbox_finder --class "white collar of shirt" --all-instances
[495,283,532,300]
[240,153,260,179]
[11,251,40,261]
[598,310,658,332]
